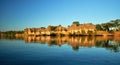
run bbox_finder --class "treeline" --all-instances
[96,19,120,32]
[0,30,24,35]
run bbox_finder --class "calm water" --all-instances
[0,36,120,65]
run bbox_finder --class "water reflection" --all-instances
[0,35,24,40]
[0,35,120,52]
[24,36,120,52]
[96,40,120,52]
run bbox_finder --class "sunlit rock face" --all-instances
[24,23,96,36]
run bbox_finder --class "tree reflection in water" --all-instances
[24,36,120,52]
[96,40,120,52]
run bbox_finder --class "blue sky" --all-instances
[0,0,120,31]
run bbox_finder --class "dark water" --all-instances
[0,36,120,65]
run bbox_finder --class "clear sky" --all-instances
[0,0,120,31]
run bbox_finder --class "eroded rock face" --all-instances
[24,23,96,36]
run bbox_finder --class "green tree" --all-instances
[41,27,45,29]
[87,30,93,34]
[51,26,57,31]
[96,24,103,30]
[108,19,120,31]
[81,30,86,34]
[95,19,120,31]
[72,21,80,26]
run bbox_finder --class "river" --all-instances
[0,36,120,65]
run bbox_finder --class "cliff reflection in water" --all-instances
[24,36,120,52]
